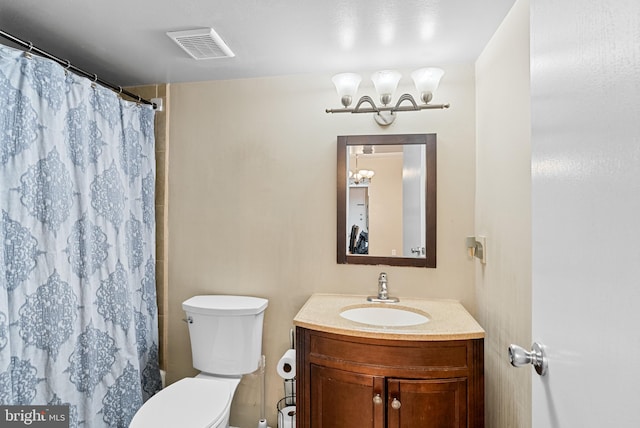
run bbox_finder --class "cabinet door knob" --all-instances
[373,393,383,405]
[391,397,401,410]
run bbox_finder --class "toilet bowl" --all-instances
[130,295,268,428]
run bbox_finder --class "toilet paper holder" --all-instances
[283,378,296,406]
[277,396,296,428]
[276,329,296,428]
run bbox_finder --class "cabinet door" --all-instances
[310,364,385,428]
[387,378,467,428]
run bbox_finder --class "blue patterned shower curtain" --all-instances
[0,44,161,426]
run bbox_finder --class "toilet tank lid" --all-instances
[183,295,269,316]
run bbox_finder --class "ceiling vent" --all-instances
[166,28,235,60]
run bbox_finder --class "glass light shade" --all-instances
[358,169,375,179]
[411,67,444,103]
[332,73,362,107]
[371,70,401,105]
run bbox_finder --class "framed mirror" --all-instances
[337,134,436,267]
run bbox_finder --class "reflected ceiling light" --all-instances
[349,154,375,185]
[326,67,449,126]
[349,169,375,185]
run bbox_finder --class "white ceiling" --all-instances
[0,0,516,87]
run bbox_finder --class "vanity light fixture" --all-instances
[326,67,450,126]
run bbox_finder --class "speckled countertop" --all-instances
[293,293,485,341]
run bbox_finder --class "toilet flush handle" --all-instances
[182,316,193,324]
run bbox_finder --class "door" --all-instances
[387,378,467,428]
[530,0,640,426]
[310,365,384,428]
[402,144,425,257]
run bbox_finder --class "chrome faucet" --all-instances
[367,272,399,303]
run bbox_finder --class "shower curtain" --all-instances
[0,44,161,427]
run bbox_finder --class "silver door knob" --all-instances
[508,342,548,376]
[373,394,383,405]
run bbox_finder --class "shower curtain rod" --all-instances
[0,29,157,109]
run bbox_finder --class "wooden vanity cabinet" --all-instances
[296,327,484,428]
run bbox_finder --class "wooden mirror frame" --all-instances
[337,134,437,268]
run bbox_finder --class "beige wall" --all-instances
[475,0,531,426]
[167,65,476,427]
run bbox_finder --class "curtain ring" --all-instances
[63,60,71,75]
[118,86,123,94]
[24,41,33,58]
[92,74,98,83]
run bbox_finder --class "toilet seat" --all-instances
[130,377,234,428]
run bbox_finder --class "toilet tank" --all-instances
[182,295,268,376]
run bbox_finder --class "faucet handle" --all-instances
[367,272,399,303]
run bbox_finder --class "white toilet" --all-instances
[130,295,269,428]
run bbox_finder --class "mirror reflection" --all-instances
[337,134,436,268]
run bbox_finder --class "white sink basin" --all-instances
[340,305,430,327]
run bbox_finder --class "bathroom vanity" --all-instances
[294,294,485,428]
